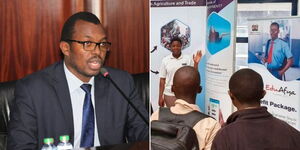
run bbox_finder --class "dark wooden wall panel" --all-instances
[0,0,73,82]
[102,0,149,74]
[0,0,149,82]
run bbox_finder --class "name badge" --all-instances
[182,63,187,66]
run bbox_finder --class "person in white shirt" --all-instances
[158,37,202,107]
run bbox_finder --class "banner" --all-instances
[206,0,237,121]
[248,17,300,130]
[150,0,207,111]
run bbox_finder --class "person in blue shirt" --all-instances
[263,22,293,80]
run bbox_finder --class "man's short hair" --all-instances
[229,69,264,104]
[170,37,182,45]
[270,22,279,29]
[60,12,101,41]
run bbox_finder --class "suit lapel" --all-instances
[50,62,74,142]
[94,73,110,144]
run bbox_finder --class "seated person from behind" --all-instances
[212,68,300,150]
[7,12,148,150]
[151,66,221,150]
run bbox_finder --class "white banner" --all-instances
[248,18,300,130]
[150,0,207,111]
[205,0,237,122]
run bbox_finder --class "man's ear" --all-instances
[261,90,266,99]
[228,90,239,107]
[197,85,202,93]
[228,90,235,101]
[60,41,70,56]
[171,85,175,93]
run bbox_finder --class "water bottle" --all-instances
[41,138,57,150]
[57,135,73,150]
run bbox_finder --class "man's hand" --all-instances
[159,96,165,107]
[278,58,293,77]
[278,69,285,76]
[262,57,267,63]
[193,50,202,64]
[219,109,225,127]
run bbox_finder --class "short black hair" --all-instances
[60,12,101,41]
[170,37,182,45]
[270,22,279,29]
[229,68,264,104]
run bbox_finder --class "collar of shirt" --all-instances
[171,99,202,114]
[170,53,183,60]
[63,61,94,93]
[272,38,279,43]
[226,106,271,125]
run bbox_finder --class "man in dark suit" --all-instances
[7,12,148,149]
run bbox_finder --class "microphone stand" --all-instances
[106,77,149,126]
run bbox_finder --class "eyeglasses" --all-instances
[66,39,111,51]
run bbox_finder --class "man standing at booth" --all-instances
[8,12,148,149]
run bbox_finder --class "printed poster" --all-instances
[248,17,300,130]
[150,0,207,111]
[206,0,237,121]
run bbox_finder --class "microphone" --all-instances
[100,68,149,126]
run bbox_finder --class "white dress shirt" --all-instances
[64,62,100,148]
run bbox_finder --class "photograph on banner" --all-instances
[248,19,300,81]
[150,0,207,111]
[161,19,191,50]
[207,12,231,55]
[248,17,300,130]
